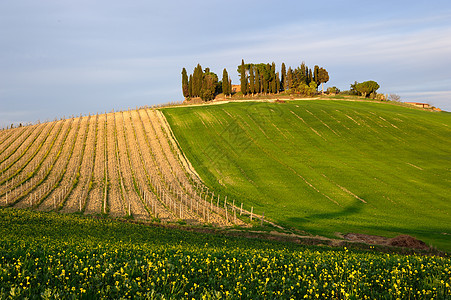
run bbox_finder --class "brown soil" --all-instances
[343,233,431,251]
[388,235,430,250]
[102,216,446,257]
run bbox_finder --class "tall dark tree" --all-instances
[254,68,260,94]
[300,63,306,83]
[276,72,280,93]
[192,64,204,97]
[270,62,276,93]
[249,67,255,95]
[181,68,189,98]
[286,67,293,90]
[281,63,286,92]
[271,77,276,94]
[222,68,229,97]
[262,75,267,94]
[313,65,320,88]
[240,59,248,95]
[188,74,193,98]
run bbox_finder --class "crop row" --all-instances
[0,108,252,225]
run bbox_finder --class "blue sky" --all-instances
[1,0,451,126]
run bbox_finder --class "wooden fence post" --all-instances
[225,203,228,223]
[128,199,131,216]
[250,207,253,221]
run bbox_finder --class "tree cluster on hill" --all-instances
[349,80,381,98]
[182,60,330,101]
[182,65,232,101]
[237,60,329,96]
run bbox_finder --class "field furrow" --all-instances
[85,114,106,215]
[34,117,81,211]
[0,126,29,160]
[134,110,174,221]
[106,113,126,217]
[9,118,71,208]
[0,122,50,182]
[0,120,66,200]
[51,115,90,212]
[62,115,97,213]
[116,111,150,219]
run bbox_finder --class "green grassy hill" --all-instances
[163,99,451,251]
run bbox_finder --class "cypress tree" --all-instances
[188,74,193,98]
[240,59,247,95]
[314,65,320,87]
[270,62,276,93]
[255,68,260,94]
[281,63,286,92]
[222,68,229,97]
[271,78,276,94]
[286,67,293,90]
[276,72,280,93]
[192,65,198,97]
[249,67,255,95]
[300,62,306,84]
[181,68,189,98]
[228,78,232,95]
[192,64,204,97]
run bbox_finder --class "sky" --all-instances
[1,0,451,127]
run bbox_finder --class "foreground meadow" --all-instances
[0,208,450,299]
[163,100,451,251]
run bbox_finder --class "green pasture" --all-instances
[163,100,451,251]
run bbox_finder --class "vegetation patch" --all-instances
[0,208,450,299]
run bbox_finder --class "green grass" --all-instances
[1,208,450,299]
[163,99,451,251]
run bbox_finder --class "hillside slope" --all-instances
[163,100,451,250]
[0,108,236,226]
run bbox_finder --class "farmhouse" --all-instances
[405,102,431,109]
[231,84,241,93]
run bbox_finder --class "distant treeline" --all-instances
[181,60,330,101]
